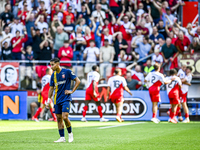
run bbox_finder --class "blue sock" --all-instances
[67,126,72,134]
[59,129,64,137]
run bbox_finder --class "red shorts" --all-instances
[85,90,100,102]
[169,97,180,105]
[110,96,123,104]
[180,92,187,103]
[149,92,160,102]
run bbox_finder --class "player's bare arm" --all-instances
[93,80,97,98]
[124,86,132,96]
[65,77,81,95]
[181,78,191,86]
[107,86,110,99]
[46,86,54,106]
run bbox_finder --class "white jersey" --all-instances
[107,75,127,95]
[145,72,165,88]
[86,71,100,88]
[181,74,192,94]
[165,76,182,95]
[41,75,51,90]
[177,69,185,79]
[131,70,144,82]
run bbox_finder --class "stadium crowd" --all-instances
[0,0,199,90]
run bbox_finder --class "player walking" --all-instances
[47,58,80,143]
[32,68,57,122]
[144,63,173,123]
[81,65,109,122]
[180,66,192,123]
[165,69,182,124]
[107,69,132,122]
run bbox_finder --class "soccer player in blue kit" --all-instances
[46,58,80,143]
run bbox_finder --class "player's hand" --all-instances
[93,92,97,98]
[45,98,51,106]
[65,90,73,95]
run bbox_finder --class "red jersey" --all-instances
[109,0,119,7]
[11,35,28,53]
[63,11,75,24]
[17,10,29,25]
[84,32,95,47]
[174,36,190,52]
[119,25,132,41]
[51,2,63,19]
[107,75,127,100]
[58,46,73,67]
[102,23,119,35]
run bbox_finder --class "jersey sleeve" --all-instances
[50,73,54,87]
[160,74,166,84]
[68,70,77,80]
[145,73,150,82]
[93,73,100,82]
[122,77,127,87]
[186,75,192,83]
[107,78,111,87]
[177,77,182,86]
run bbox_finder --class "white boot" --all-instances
[54,137,66,143]
[68,133,74,143]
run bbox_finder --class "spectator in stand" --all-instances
[31,28,42,60]
[117,50,132,68]
[17,1,29,25]
[99,39,115,78]
[39,34,53,61]
[112,31,128,62]
[102,11,117,35]
[132,36,154,61]
[51,4,63,22]
[126,71,142,90]
[126,63,144,89]
[9,17,24,36]
[117,9,135,54]
[161,38,179,74]
[83,40,99,74]
[149,0,161,25]
[35,15,48,33]
[150,26,165,44]
[50,14,61,39]
[144,59,154,75]
[100,0,109,13]
[154,38,165,52]
[25,9,34,47]
[62,5,75,24]
[189,37,200,53]
[0,3,13,27]
[72,32,86,62]
[64,16,75,35]
[84,17,96,47]
[77,2,90,26]
[157,20,167,39]
[163,8,175,26]
[109,0,120,16]
[58,40,73,69]
[11,29,28,60]
[75,18,87,35]
[136,17,149,36]
[0,37,12,60]
[18,0,32,11]
[131,29,144,48]
[175,31,190,53]
[52,25,68,58]
[21,46,34,78]
[97,26,113,46]
[144,11,154,36]
[152,48,163,66]
[92,4,105,23]
[0,24,13,45]
[51,0,63,21]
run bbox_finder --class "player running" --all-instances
[107,68,132,122]
[180,66,192,123]
[144,63,173,124]
[47,58,80,143]
[165,69,182,124]
[81,65,109,122]
[32,68,57,122]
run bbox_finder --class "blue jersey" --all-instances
[50,68,76,104]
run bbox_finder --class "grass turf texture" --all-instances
[0,121,199,150]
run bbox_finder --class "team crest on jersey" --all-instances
[62,74,65,78]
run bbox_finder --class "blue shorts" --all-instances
[54,101,71,114]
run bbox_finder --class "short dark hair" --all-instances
[174,68,179,73]
[126,71,131,74]
[90,40,95,43]
[114,68,121,75]
[5,3,9,8]
[16,30,20,34]
[36,29,40,31]
[46,68,51,74]
[187,66,192,71]
[64,40,69,43]
[81,2,86,6]
[169,69,177,76]
[153,63,160,71]
[50,58,60,63]
[144,35,149,41]
[92,65,98,71]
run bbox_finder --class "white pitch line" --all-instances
[98,122,146,129]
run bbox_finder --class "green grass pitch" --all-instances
[0,121,200,150]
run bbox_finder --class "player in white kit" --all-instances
[107,69,132,122]
[81,65,108,122]
[32,68,57,122]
